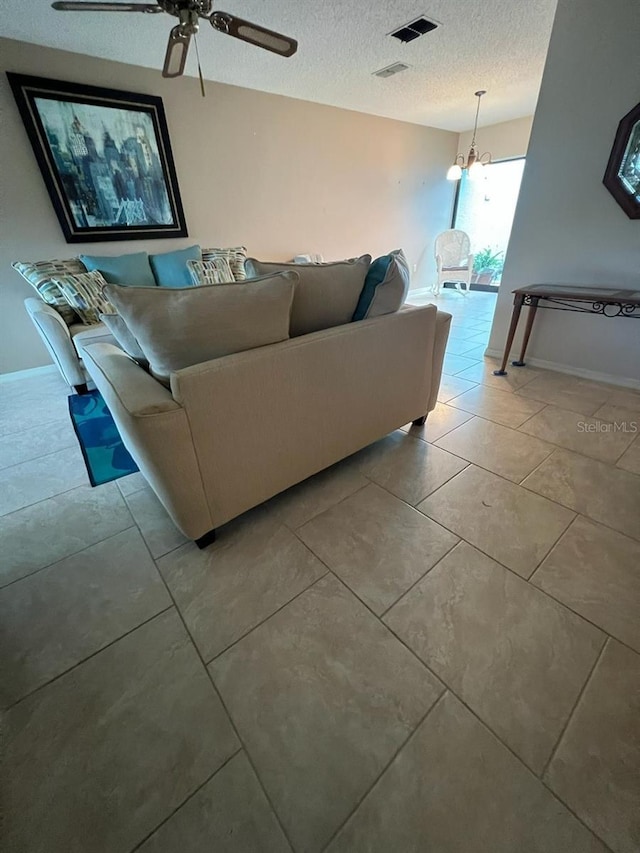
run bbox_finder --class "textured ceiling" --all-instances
[0,0,557,131]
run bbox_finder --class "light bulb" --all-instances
[446,164,463,181]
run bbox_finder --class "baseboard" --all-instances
[484,347,640,391]
[443,282,499,293]
[0,364,57,384]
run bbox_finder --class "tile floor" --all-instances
[1,289,639,853]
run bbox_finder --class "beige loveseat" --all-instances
[80,303,450,545]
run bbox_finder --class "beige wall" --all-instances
[0,38,457,374]
[457,115,533,163]
[487,0,640,387]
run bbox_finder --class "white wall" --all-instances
[487,0,640,387]
[0,38,457,374]
[457,116,533,163]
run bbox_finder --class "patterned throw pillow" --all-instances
[12,258,87,325]
[187,258,235,286]
[52,270,115,326]
[201,246,247,281]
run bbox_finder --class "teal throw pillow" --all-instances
[80,251,156,287]
[352,249,410,321]
[150,244,202,288]
[352,255,392,321]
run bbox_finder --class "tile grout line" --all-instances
[423,402,633,488]
[0,521,138,592]
[318,690,450,852]
[518,452,640,545]
[514,402,550,430]
[412,469,574,578]
[0,478,92,521]
[283,479,372,534]
[0,436,78,473]
[370,616,618,852]
[147,540,298,853]
[203,569,330,666]
[539,636,610,782]
[413,506,618,640]
[528,542,640,656]
[515,417,638,467]
[412,437,640,549]
[522,509,576,582]
[5,368,636,851]
[3,603,174,713]
[403,410,475,445]
[378,538,462,620]
[379,614,555,777]
[127,747,244,852]
[538,787,618,853]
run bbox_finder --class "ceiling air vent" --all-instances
[373,62,410,79]
[390,16,438,43]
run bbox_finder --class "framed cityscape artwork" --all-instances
[7,73,188,242]
[603,100,640,220]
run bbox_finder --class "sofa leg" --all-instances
[195,528,217,549]
[74,383,89,395]
[412,414,428,426]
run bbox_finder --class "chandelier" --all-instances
[447,90,492,181]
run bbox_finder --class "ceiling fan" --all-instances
[51,1,298,84]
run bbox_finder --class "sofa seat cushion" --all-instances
[69,323,116,355]
[80,251,156,287]
[245,255,371,337]
[150,245,202,287]
[104,271,297,385]
[12,258,86,325]
[352,249,411,321]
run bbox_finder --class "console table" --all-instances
[493,284,640,376]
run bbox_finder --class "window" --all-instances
[452,158,526,286]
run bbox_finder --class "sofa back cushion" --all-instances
[99,313,148,365]
[80,251,156,287]
[52,270,115,325]
[149,245,201,287]
[245,255,371,337]
[104,271,297,384]
[13,258,86,325]
[352,249,410,321]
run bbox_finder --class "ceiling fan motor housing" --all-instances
[157,0,211,20]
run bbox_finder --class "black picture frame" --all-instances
[7,72,188,242]
[603,100,640,220]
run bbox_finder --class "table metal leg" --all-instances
[493,294,524,376]
[512,297,539,367]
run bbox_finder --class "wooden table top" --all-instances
[512,284,640,303]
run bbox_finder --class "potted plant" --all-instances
[472,247,504,284]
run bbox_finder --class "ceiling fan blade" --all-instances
[162,26,191,78]
[210,12,297,57]
[51,2,162,12]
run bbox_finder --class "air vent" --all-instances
[390,16,438,43]
[373,62,410,79]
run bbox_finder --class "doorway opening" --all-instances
[452,157,526,290]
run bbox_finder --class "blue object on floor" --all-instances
[68,389,139,486]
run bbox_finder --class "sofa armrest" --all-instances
[81,343,213,539]
[24,297,85,387]
[80,343,179,416]
[428,309,452,412]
